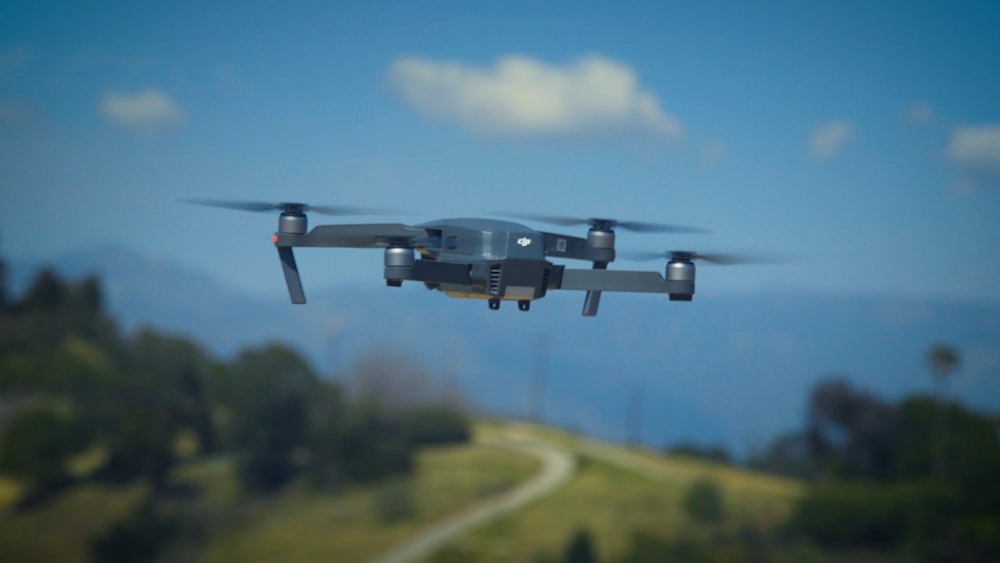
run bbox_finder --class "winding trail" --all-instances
[368,435,576,563]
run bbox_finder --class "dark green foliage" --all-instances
[375,482,415,523]
[806,378,899,481]
[0,405,85,505]
[17,269,65,314]
[618,530,710,563]
[791,482,904,548]
[783,377,1000,561]
[668,442,731,464]
[94,397,176,487]
[747,431,812,478]
[405,404,470,446]
[683,477,725,524]
[90,499,178,563]
[0,251,8,312]
[0,265,476,562]
[563,527,597,563]
[128,330,217,454]
[227,345,318,493]
[336,402,415,483]
[927,344,960,382]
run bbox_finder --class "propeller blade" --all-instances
[621,250,797,265]
[174,198,284,212]
[614,220,711,234]
[307,204,394,216]
[174,198,393,216]
[494,212,710,233]
[493,212,588,227]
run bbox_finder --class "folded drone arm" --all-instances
[539,232,614,262]
[274,224,430,248]
[556,268,676,293]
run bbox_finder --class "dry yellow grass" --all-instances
[0,482,146,563]
[428,421,802,562]
[206,435,539,563]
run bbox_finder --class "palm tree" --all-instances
[927,344,960,479]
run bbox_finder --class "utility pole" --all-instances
[627,378,643,447]
[530,335,551,424]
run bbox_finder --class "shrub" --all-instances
[683,477,725,524]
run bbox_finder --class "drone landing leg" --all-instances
[518,300,531,312]
[582,261,608,317]
[277,247,306,304]
[488,298,501,310]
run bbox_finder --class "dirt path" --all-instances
[367,435,576,563]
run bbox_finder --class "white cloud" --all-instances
[808,120,853,159]
[947,124,1000,190]
[388,54,682,139]
[99,89,185,132]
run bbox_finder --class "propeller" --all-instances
[173,198,392,216]
[494,212,711,234]
[622,250,797,265]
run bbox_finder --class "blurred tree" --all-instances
[806,378,898,480]
[127,330,216,455]
[0,242,8,313]
[683,477,725,524]
[747,431,811,478]
[404,404,470,446]
[618,530,710,563]
[93,384,177,487]
[348,348,437,410]
[227,344,318,493]
[375,482,415,523]
[927,344,960,479]
[668,442,731,465]
[928,345,960,383]
[17,268,65,314]
[563,528,597,563]
[0,405,86,497]
[335,401,414,483]
[90,498,178,563]
[791,482,904,548]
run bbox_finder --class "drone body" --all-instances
[273,214,694,316]
[178,199,755,317]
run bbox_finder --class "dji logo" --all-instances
[516,237,532,247]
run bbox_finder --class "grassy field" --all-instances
[0,481,147,563]
[0,431,538,563]
[0,422,807,563]
[205,437,539,563]
[429,422,803,562]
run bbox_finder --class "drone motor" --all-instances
[278,212,307,235]
[666,254,696,301]
[384,246,415,287]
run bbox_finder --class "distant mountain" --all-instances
[10,245,1000,457]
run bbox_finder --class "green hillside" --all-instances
[205,437,538,563]
[0,435,538,563]
[427,422,802,563]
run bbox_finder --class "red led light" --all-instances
[272,234,278,243]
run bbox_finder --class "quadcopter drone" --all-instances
[177,199,770,317]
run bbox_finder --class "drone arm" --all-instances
[276,224,430,248]
[557,268,685,293]
[540,232,613,262]
[277,246,306,304]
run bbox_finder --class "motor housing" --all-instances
[384,246,415,287]
[278,213,307,235]
[666,258,695,301]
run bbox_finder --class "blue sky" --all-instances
[2,1,999,303]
